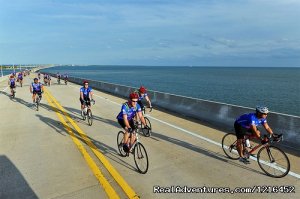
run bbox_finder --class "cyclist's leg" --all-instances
[234,122,246,158]
[129,119,136,146]
[32,92,37,103]
[79,98,84,110]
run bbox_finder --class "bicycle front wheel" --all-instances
[257,146,290,178]
[87,109,93,126]
[141,117,152,137]
[222,133,239,160]
[134,143,149,174]
[117,131,127,157]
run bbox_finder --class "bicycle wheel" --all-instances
[257,146,290,178]
[133,142,149,174]
[141,117,152,137]
[87,109,93,126]
[222,133,239,160]
[117,131,127,157]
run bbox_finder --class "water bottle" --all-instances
[245,139,251,148]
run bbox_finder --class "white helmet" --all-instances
[256,106,269,114]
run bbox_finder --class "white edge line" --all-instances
[69,84,300,179]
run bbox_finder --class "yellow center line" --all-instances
[44,89,120,199]
[45,88,140,199]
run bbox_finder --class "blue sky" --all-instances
[1,0,300,66]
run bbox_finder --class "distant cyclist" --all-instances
[30,78,44,103]
[80,80,94,114]
[234,106,276,164]
[136,86,153,112]
[56,72,61,84]
[8,75,16,96]
[117,92,149,153]
[17,72,23,87]
[63,73,68,84]
[38,72,41,80]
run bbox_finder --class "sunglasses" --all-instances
[84,83,88,85]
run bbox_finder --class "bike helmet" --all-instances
[83,80,88,85]
[139,86,147,93]
[129,92,139,99]
[34,78,38,81]
[256,106,269,114]
[10,75,14,78]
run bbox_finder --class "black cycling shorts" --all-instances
[118,119,135,132]
[234,122,252,139]
[80,97,91,106]
[33,91,42,95]
[10,85,15,89]
[137,100,144,110]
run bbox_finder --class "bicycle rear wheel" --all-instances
[222,133,239,160]
[117,131,127,157]
[36,97,39,111]
[257,146,290,178]
[133,143,149,174]
[141,117,152,137]
[87,109,93,126]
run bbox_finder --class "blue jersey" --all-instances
[32,83,42,91]
[9,78,15,86]
[18,74,23,79]
[117,102,142,121]
[80,87,92,97]
[138,93,148,101]
[235,113,267,129]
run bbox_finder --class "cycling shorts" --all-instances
[234,122,252,139]
[10,85,15,89]
[33,90,42,95]
[118,119,136,132]
[80,97,91,106]
[137,100,144,110]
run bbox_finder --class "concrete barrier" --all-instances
[44,72,300,150]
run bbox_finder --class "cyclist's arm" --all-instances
[30,85,33,93]
[250,124,261,138]
[263,122,274,135]
[123,114,131,129]
[145,95,152,107]
[137,111,146,125]
[89,91,94,100]
[80,91,84,101]
[41,85,44,92]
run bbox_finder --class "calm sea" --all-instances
[40,65,300,116]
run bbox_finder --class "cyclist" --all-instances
[17,72,23,87]
[63,73,68,84]
[30,78,44,103]
[8,75,16,96]
[38,72,41,80]
[56,72,61,84]
[234,106,275,164]
[80,80,94,115]
[136,86,153,112]
[117,92,149,153]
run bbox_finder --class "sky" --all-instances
[0,0,300,66]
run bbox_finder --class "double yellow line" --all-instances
[44,88,139,199]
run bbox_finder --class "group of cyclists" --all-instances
[80,80,152,153]
[6,71,278,165]
[8,71,27,96]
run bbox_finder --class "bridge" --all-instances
[0,73,299,199]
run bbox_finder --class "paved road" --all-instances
[0,74,299,199]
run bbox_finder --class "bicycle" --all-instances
[222,133,290,178]
[57,77,61,84]
[64,78,68,85]
[81,100,95,126]
[134,107,152,137]
[117,127,149,174]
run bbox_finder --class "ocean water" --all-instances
[40,65,300,116]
